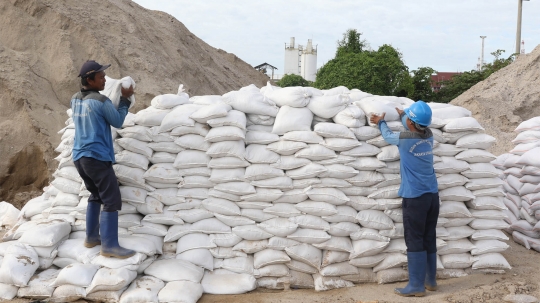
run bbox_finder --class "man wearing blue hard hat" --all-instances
[71,60,136,259]
[370,101,439,297]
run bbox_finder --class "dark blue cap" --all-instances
[78,60,111,78]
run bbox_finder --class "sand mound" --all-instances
[451,44,540,156]
[0,0,268,205]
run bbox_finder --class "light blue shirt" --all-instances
[71,90,129,162]
[377,115,438,198]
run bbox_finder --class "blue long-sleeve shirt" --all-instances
[71,89,129,162]
[377,113,438,198]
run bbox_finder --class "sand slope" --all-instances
[0,0,268,205]
[451,45,540,156]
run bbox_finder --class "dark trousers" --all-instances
[402,192,440,253]
[74,157,122,212]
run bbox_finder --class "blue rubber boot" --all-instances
[425,252,438,291]
[395,251,427,297]
[84,201,101,248]
[100,211,136,259]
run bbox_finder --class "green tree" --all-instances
[276,74,311,87]
[433,49,515,103]
[336,29,368,57]
[315,43,412,96]
[410,67,436,101]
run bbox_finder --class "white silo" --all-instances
[301,39,317,82]
[284,37,301,75]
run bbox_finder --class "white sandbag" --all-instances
[205,126,245,143]
[289,215,330,231]
[245,144,280,164]
[349,254,386,268]
[158,280,203,303]
[151,92,190,109]
[285,243,322,270]
[356,210,394,230]
[101,75,137,109]
[176,248,214,270]
[264,85,311,107]
[439,186,475,202]
[18,219,71,247]
[265,237,300,252]
[350,126,381,141]
[440,253,473,269]
[222,91,279,116]
[190,102,232,123]
[144,259,204,283]
[295,201,338,217]
[233,225,273,241]
[516,147,540,167]
[328,222,362,237]
[471,253,511,270]
[118,276,164,303]
[514,117,540,132]
[314,123,356,139]
[253,249,291,269]
[287,228,331,244]
[0,202,20,229]
[295,144,337,161]
[247,114,275,126]
[313,274,354,291]
[350,239,390,258]
[51,263,99,287]
[431,105,471,121]
[355,97,402,125]
[333,105,366,128]
[307,94,350,119]
[305,188,350,205]
[16,268,58,299]
[245,131,280,145]
[50,177,81,195]
[159,104,203,132]
[0,283,18,301]
[201,269,256,295]
[50,285,86,302]
[268,140,309,156]
[0,243,39,286]
[455,133,496,149]
[443,117,484,133]
[207,110,247,130]
[232,240,268,254]
[272,106,313,135]
[434,157,470,174]
[258,218,298,237]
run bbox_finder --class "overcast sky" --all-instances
[133,0,540,75]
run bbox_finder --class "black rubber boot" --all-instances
[100,211,136,259]
[84,201,101,248]
[425,252,438,291]
[395,251,427,297]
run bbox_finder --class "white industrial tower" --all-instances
[479,36,487,70]
[284,37,317,82]
[284,37,301,75]
[301,39,317,82]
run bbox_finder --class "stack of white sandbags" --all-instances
[492,117,540,252]
[0,83,512,302]
[428,104,511,275]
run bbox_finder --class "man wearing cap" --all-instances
[71,60,136,259]
[370,101,439,297]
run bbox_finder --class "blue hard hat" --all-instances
[405,100,432,127]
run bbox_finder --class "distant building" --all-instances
[431,72,461,92]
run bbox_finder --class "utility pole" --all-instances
[480,36,487,70]
[516,0,530,55]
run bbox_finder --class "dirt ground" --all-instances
[3,238,538,303]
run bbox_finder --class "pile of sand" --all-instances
[451,44,540,156]
[0,0,268,206]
